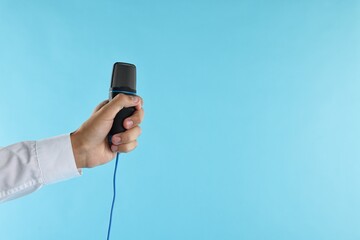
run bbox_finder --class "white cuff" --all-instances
[36,134,81,185]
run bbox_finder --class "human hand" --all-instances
[70,94,144,168]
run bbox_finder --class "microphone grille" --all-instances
[111,62,136,91]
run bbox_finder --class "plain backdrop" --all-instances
[0,0,360,239]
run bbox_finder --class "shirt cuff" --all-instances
[36,134,81,185]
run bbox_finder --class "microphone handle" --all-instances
[108,91,136,137]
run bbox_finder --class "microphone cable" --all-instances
[107,152,120,240]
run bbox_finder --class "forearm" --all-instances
[0,135,81,203]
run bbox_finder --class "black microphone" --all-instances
[108,62,137,139]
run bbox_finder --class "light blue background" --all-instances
[0,0,360,239]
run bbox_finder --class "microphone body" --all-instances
[108,62,137,137]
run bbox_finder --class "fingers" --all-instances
[111,126,141,145]
[135,97,144,110]
[110,126,141,153]
[98,94,143,120]
[110,140,138,153]
[123,108,145,129]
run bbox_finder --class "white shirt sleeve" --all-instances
[0,134,81,203]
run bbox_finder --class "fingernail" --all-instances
[132,96,139,103]
[127,119,134,127]
[113,136,121,144]
[111,145,118,152]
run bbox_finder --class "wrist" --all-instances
[70,131,88,168]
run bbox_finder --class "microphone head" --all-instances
[110,62,136,93]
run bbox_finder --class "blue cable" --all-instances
[107,152,120,240]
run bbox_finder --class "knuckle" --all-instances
[123,144,132,153]
[132,110,139,117]
[132,115,142,125]
[125,141,138,153]
[120,133,129,143]
[121,145,128,153]
[117,94,127,101]
[128,127,140,140]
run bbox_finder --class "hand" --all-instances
[70,94,144,168]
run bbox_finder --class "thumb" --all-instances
[92,100,109,114]
[97,94,141,120]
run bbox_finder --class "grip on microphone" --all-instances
[108,62,137,138]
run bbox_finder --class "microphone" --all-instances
[106,62,137,240]
[108,62,137,138]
